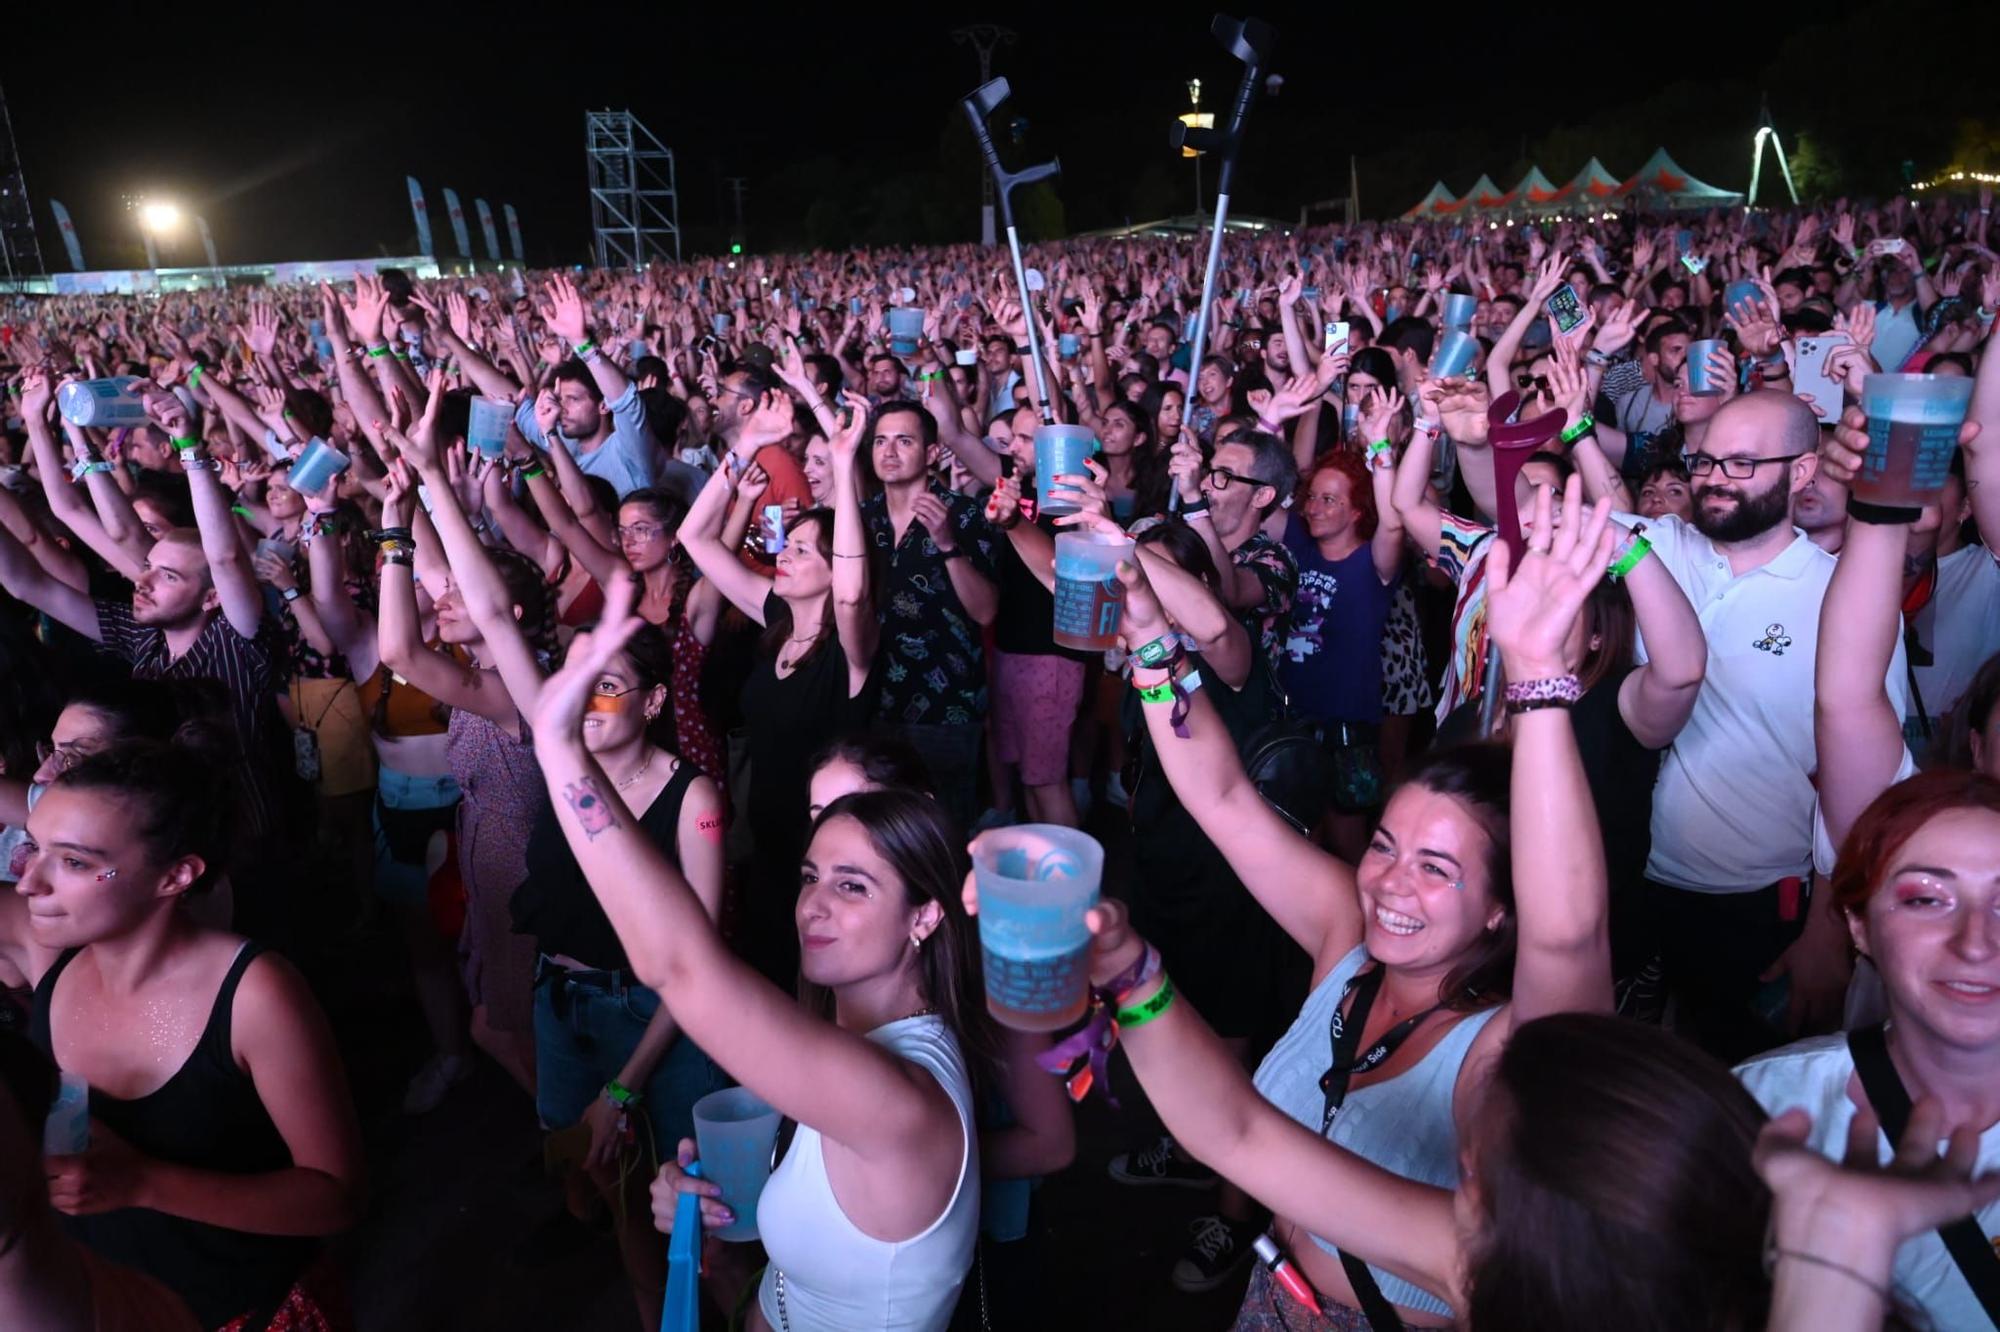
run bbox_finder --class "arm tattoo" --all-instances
[562,776,619,838]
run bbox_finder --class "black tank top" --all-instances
[30,941,314,1329]
[514,756,702,971]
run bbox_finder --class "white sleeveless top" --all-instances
[756,1015,980,1331]
[1737,1032,2000,1331]
[1252,945,1499,1318]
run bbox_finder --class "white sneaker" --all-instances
[402,1052,473,1115]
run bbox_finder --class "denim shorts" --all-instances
[532,959,731,1148]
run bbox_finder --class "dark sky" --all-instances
[4,3,1875,271]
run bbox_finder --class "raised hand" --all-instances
[1592,296,1642,357]
[341,275,389,346]
[1168,434,1204,503]
[533,562,645,750]
[1484,474,1616,680]
[1358,386,1405,444]
[445,290,475,345]
[543,274,591,349]
[242,303,279,356]
[909,492,959,553]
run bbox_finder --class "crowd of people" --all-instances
[0,185,1998,1330]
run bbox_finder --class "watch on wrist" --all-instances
[281,585,304,603]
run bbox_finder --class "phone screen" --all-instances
[1544,285,1586,334]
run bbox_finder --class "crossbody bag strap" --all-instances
[1323,965,1406,1332]
[1849,1025,2000,1327]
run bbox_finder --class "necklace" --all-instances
[898,1005,936,1023]
[614,750,654,791]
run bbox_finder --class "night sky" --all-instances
[1,0,1951,270]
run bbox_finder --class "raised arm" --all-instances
[528,585,961,1160]
[1811,411,1945,850]
[1114,557,1360,962]
[544,274,633,405]
[1614,534,1706,748]
[142,389,264,639]
[18,370,145,579]
[678,459,776,623]
[1392,401,1447,557]
[826,394,878,691]
[301,487,376,680]
[0,512,99,641]
[0,485,86,593]
[1483,479,1617,1029]
[431,289,522,404]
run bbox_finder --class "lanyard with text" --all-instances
[1319,964,1443,1136]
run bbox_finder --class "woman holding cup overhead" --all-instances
[528,570,995,1332]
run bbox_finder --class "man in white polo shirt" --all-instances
[1625,391,1907,1060]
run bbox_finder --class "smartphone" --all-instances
[1302,286,1321,299]
[1323,320,1351,355]
[1058,333,1080,361]
[954,347,978,367]
[1544,284,1587,334]
[999,454,1017,480]
[1791,332,1852,421]
[1679,254,1708,275]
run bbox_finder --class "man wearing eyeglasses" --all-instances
[1612,390,1909,1060]
[1170,429,1299,669]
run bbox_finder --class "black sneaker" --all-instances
[1107,1135,1217,1189]
[1171,1214,1259,1292]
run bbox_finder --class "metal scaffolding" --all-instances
[0,82,46,281]
[586,110,681,268]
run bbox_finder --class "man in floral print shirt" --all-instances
[858,399,1000,826]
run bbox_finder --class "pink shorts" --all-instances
[990,650,1087,787]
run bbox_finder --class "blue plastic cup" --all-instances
[1723,279,1762,315]
[1441,293,1478,331]
[1430,329,1477,379]
[1052,531,1134,651]
[467,397,511,459]
[1858,373,1975,508]
[975,824,1105,1031]
[1034,424,1099,516]
[288,439,351,495]
[1685,339,1725,396]
[57,377,149,428]
[1058,333,1080,361]
[887,308,925,357]
[711,313,731,336]
[692,1088,780,1242]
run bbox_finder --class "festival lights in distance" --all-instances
[1912,170,2000,192]
[139,202,182,233]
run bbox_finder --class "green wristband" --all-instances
[574,340,596,357]
[366,345,392,359]
[171,436,200,449]
[603,1079,640,1108]
[1114,973,1176,1029]
[188,364,204,390]
[1559,414,1596,445]
[1609,534,1653,580]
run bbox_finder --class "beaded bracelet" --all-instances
[1503,673,1582,714]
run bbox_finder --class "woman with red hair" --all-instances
[1278,394,1406,860]
[1736,408,1998,1331]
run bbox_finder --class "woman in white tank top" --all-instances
[523,573,993,1332]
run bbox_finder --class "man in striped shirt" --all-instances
[0,389,285,839]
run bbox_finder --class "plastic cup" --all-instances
[467,397,512,459]
[1723,279,1762,315]
[974,824,1105,1031]
[1058,332,1080,361]
[288,439,351,495]
[887,307,925,357]
[1052,531,1134,651]
[692,1087,781,1242]
[1430,329,1476,380]
[1034,424,1099,516]
[1856,373,1975,508]
[711,313,731,336]
[57,376,149,428]
[43,1070,89,1154]
[1441,293,1478,330]
[1684,339,1725,396]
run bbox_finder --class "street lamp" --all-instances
[1180,78,1214,216]
[132,198,181,271]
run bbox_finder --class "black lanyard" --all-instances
[1319,965,1443,1136]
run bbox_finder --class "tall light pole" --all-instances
[134,198,180,272]
[952,24,1017,246]
[1182,79,1213,218]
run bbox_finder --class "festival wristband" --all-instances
[1503,673,1583,714]
[1366,438,1393,469]
[574,340,596,357]
[1132,634,1180,669]
[1847,497,1923,526]
[70,459,113,479]
[188,364,204,390]
[602,1079,641,1108]
[1098,944,1161,1004]
[1608,534,1653,580]
[1558,414,1596,445]
[381,549,414,568]
[1113,973,1177,1029]
[1585,347,1612,367]
[1178,497,1211,516]
[171,436,200,450]
[365,345,392,359]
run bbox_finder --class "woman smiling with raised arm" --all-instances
[1096,476,1618,1328]
[526,571,987,1332]
[679,390,880,984]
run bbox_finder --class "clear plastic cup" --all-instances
[288,439,351,495]
[467,397,512,459]
[887,308,925,357]
[1441,293,1478,330]
[43,1070,89,1154]
[1052,531,1134,651]
[57,377,149,428]
[1429,329,1476,380]
[974,824,1104,1032]
[1034,424,1098,516]
[1684,339,1725,396]
[711,313,732,336]
[691,1087,781,1242]
[1857,373,1975,508]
